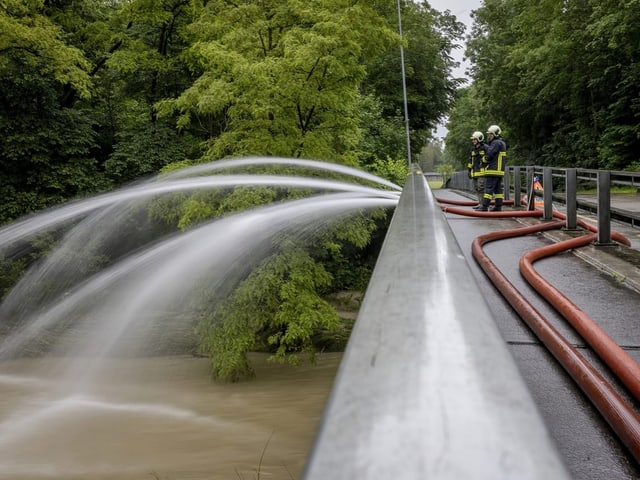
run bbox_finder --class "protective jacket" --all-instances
[467,142,487,178]
[482,136,507,176]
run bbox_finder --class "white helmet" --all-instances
[486,125,501,136]
[470,131,484,142]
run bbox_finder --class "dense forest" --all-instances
[0,0,462,380]
[445,0,640,172]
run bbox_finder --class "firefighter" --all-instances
[477,125,507,212]
[468,131,487,208]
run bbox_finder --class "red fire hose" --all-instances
[520,235,640,401]
[472,225,640,463]
[436,195,640,460]
[436,197,515,207]
[439,205,544,218]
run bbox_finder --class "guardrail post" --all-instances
[565,168,578,230]
[513,167,521,208]
[504,167,511,201]
[597,170,612,245]
[526,167,535,210]
[543,167,553,220]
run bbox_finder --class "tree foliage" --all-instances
[197,246,338,382]
[444,86,488,169]
[156,0,396,163]
[458,0,640,169]
[362,1,465,159]
[0,0,462,380]
[0,0,100,223]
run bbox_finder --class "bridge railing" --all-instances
[303,168,571,479]
[447,166,640,244]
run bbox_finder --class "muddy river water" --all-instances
[0,353,342,480]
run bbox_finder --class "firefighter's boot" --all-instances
[476,198,490,212]
[489,198,503,212]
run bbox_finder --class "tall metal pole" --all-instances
[397,0,412,166]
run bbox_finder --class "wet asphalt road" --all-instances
[436,189,640,479]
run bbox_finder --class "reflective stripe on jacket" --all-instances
[469,144,486,177]
[482,137,506,176]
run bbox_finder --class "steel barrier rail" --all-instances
[447,167,640,235]
[303,169,570,480]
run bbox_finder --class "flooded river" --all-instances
[0,353,342,480]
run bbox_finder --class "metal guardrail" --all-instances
[447,166,640,243]
[304,168,570,479]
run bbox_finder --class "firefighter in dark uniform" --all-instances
[477,125,507,212]
[467,131,487,207]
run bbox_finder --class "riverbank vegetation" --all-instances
[0,0,462,381]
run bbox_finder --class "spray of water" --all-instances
[0,193,397,371]
[161,156,403,192]
[0,157,400,478]
[0,173,399,251]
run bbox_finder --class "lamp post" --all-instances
[397,0,412,167]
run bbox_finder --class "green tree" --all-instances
[197,246,337,382]
[194,206,387,382]
[362,0,465,159]
[464,0,640,170]
[0,0,100,223]
[97,0,202,183]
[587,0,640,170]
[416,140,445,172]
[444,85,488,169]
[465,0,523,160]
[354,94,408,168]
[157,0,396,163]
[0,0,434,382]
[436,162,454,185]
